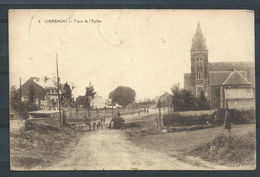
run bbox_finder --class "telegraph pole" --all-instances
[19,77,22,101]
[56,53,62,128]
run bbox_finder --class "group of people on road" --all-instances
[132,109,149,117]
[92,116,106,131]
[84,115,106,131]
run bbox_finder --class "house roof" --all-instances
[18,79,47,99]
[222,70,251,86]
[191,22,207,51]
[209,62,255,87]
[209,71,246,86]
[160,92,171,100]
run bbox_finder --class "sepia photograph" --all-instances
[9,9,256,170]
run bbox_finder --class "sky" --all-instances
[9,10,254,100]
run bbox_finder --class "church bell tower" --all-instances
[190,22,209,98]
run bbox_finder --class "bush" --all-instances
[188,132,256,166]
[163,112,214,127]
[163,108,255,127]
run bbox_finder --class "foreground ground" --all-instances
[34,125,254,170]
[11,110,255,170]
[38,129,202,170]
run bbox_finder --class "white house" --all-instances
[91,96,107,108]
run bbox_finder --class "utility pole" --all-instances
[56,53,62,128]
[19,77,22,101]
[158,99,162,128]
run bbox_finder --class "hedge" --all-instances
[163,108,255,127]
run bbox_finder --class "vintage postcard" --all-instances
[9,10,256,170]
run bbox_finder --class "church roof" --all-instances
[209,71,247,86]
[208,62,254,72]
[191,22,207,51]
[222,70,251,86]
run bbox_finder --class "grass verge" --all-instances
[187,131,256,167]
[10,125,78,170]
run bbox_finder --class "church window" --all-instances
[196,57,203,67]
[197,72,201,79]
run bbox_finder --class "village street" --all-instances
[33,110,249,171]
[41,127,201,170]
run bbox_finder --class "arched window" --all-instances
[196,57,203,67]
[197,72,201,79]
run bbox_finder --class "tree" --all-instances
[170,83,198,112]
[109,86,136,108]
[63,82,72,100]
[170,83,183,111]
[85,82,97,115]
[26,85,39,111]
[10,85,21,111]
[197,90,210,110]
[60,82,73,107]
[10,85,27,118]
[76,95,87,107]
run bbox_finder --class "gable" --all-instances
[209,71,246,86]
[18,79,47,99]
[159,92,171,102]
[222,70,251,86]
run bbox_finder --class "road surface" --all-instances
[41,128,205,170]
[36,109,245,170]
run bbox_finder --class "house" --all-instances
[155,92,172,106]
[184,23,255,110]
[18,76,65,109]
[91,96,108,108]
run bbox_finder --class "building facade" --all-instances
[184,23,255,110]
[18,77,64,110]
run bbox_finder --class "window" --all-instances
[196,57,203,67]
[197,72,201,79]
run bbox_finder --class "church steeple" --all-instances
[190,22,209,98]
[191,22,207,51]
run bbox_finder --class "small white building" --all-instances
[91,96,107,108]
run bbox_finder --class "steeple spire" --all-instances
[191,22,207,51]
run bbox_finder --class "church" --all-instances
[184,23,255,110]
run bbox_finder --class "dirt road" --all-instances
[40,127,207,170]
[35,110,247,170]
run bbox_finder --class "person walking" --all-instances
[224,109,231,132]
[93,120,96,131]
[100,117,103,130]
[103,115,106,123]
[156,117,159,128]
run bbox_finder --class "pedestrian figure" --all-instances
[139,111,140,115]
[214,111,220,125]
[132,112,133,117]
[224,109,231,131]
[93,120,96,131]
[97,121,101,130]
[156,117,159,127]
[100,118,103,130]
[103,115,106,123]
[147,109,149,113]
[117,112,121,118]
[88,115,92,130]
